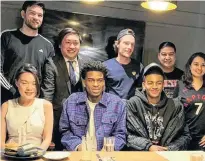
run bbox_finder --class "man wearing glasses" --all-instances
[42,28,90,150]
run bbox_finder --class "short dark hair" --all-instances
[81,61,107,80]
[144,67,165,80]
[15,63,40,97]
[143,62,165,80]
[22,1,45,13]
[183,52,205,88]
[58,28,82,45]
[159,41,176,53]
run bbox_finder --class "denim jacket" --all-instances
[59,91,126,151]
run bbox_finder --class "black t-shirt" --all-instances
[164,67,184,98]
[177,82,205,144]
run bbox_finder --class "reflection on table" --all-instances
[2,151,205,161]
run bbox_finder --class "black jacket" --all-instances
[126,89,191,151]
[41,53,89,109]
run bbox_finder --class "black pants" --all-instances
[1,87,13,105]
[188,141,205,151]
[53,108,64,150]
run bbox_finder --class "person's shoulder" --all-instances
[38,34,53,46]
[78,54,92,63]
[104,93,125,111]
[43,99,52,107]
[130,58,141,64]
[177,80,185,89]
[1,101,9,109]
[105,92,122,102]
[1,28,17,35]
[103,58,115,65]
[1,101,9,116]
[174,67,184,75]
[1,29,17,39]
[64,92,84,103]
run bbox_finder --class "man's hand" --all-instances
[149,145,168,151]
[77,144,82,151]
[199,135,205,147]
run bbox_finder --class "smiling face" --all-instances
[60,33,81,60]
[142,74,164,100]
[190,56,205,79]
[117,35,135,59]
[158,46,176,70]
[16,72,37,100]
[83,71,105,102]
[21,5,44,30]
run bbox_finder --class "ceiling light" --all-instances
[81,0,104,3]
[68,21,80,26]
[141,0,177,11]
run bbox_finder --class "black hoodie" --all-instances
[126,89,191,151]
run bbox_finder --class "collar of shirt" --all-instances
[63,56,78,63]
[77,91,109,108]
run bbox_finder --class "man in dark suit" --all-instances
[41,28,90,150]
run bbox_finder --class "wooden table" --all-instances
[1,151,168,161]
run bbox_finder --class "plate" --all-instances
[43,152,71,160]
[3,152,44,160]
[3,148,45,160]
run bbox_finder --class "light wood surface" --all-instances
[1,151,168,161]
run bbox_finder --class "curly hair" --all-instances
[183,52,205,88]
[81,61,107,80]
[15,63,40,97]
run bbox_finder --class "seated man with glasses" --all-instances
[59,61,126,151]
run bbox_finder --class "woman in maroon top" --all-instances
[175,52,205,150]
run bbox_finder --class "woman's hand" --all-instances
[199,135,205,147]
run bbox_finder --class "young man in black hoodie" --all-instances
[126,63,191,151]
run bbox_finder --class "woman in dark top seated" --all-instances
[175,52,205,150]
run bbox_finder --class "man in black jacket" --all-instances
[41,28,90,150]
[126,63,191,151]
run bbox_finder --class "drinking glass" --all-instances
[190,153,204,161]
[81,136,97,161]
[103,137,115,152]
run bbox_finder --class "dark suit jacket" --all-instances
[41,53,89,110]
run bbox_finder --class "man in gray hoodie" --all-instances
[126,63,191,151]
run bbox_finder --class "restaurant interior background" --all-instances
[1,1,205,70]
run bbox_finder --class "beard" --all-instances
[25,19,41,30]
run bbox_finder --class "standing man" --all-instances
[59,61,126,151]
[1,1,55,104]
[104,29,143,99]
[158,42,184,98]
[126,63,191,151]
[41,28,90,150]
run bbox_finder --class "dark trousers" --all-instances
[53,108,64,150]
[1,87,13,105]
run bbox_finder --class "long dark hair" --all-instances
[15,63,40,97]
[183,52,205,88]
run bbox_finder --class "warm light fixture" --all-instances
[81,0,104,3]
[141,0,177,11]
[68,20,80,26]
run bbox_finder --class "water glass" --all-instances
[103,137,115,152]
[190,153,204,161]
[81,136,96,161]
